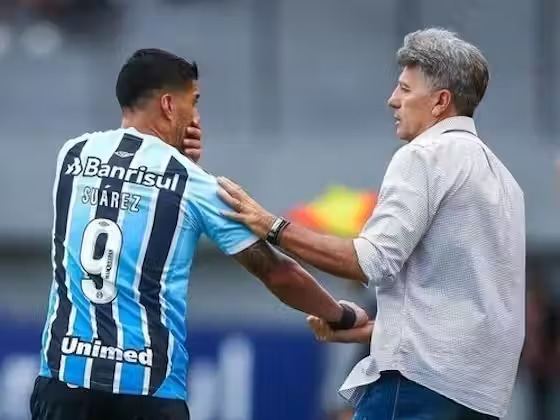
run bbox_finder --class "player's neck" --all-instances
[121,115,171,145]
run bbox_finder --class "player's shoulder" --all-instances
[60,127,168,147]
[163,150,223,207]
[165,147,215,182]
[57,132,91,155]
[57,128,122,155]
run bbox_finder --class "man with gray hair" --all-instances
[214,28,525,419]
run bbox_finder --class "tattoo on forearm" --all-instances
[233,240,281,278]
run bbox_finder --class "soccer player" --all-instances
[30,48,368,420]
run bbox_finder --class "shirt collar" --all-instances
[413,116,477,144]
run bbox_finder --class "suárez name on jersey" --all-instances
[65,157,180,191]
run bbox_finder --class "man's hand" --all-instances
[183,118,202,162]
[217,177,276,238]
[217,177,369,283]
[307,301,373,344]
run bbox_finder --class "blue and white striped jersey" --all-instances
[39,127,258,400]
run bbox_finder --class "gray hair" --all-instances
[397,28,489,117]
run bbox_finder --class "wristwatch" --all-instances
[265,217,290,246]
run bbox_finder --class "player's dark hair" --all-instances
[116,48,198,110]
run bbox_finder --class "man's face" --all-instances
[387,66,441,141]
[167,81,200,149]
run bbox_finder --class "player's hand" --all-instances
[217,177,276,238]
[183,116,202,162]
[308,300,372,343]
[308,312,374,344]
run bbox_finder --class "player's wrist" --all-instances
[327,303,357,331]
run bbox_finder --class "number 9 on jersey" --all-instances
[80,218,123,304]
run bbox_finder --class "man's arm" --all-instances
[276,225,367,283]
[215,177,367,282]
[185,167,365,325]
[274,147,434,285]
[217,146,437,286]
[232,240,353,324]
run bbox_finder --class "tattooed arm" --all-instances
[186,172,366,326]
[233,240,347,323]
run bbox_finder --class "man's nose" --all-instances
[387,91,399,109]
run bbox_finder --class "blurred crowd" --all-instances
[521,264,560,419]
[1,0,113,17]
[0,0,117,36]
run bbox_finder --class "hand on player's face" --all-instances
[183,115,202,162]
[217,177,276,238]
[307,300,373,344]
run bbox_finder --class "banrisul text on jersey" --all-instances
[65,156,181,191]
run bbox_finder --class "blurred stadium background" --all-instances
[0,0,559,419]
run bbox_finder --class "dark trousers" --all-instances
[353,371,499,420]
[30,376,190,420]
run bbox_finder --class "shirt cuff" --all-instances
[353,236,394,288]
[353,237,375,288]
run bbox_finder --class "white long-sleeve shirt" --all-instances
[341,117,526,418]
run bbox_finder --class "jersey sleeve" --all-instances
[187,167,259,255]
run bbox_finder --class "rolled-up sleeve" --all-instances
[355,145,439,286]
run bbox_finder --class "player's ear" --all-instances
[160,93,173,121]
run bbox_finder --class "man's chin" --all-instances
[396,127,413,142]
